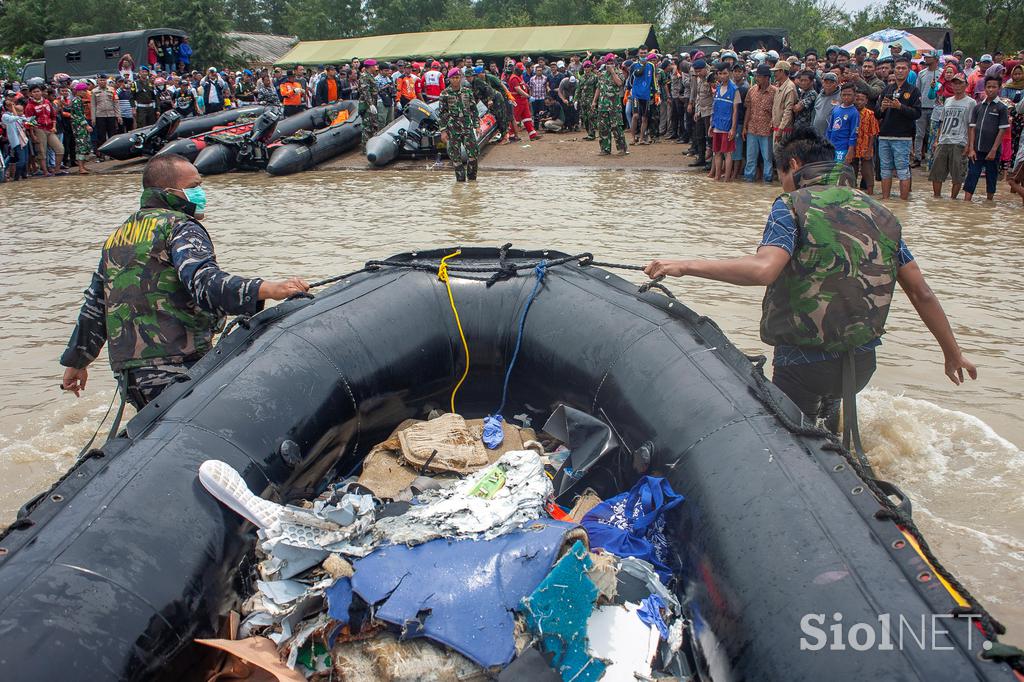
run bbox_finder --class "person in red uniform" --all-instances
[506,62,538,141]
[421,61,445,103]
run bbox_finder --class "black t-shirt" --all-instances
[970,99,1009,154]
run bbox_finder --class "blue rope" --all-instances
[495,260,547,417]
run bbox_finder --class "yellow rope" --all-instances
[438,250,470,414]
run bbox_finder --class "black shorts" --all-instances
[632,98,650,119]
[771,350,877,432]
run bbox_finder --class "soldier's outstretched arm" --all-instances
[60,265,108,371]
[896,260,978,386]
[170,220,265,317]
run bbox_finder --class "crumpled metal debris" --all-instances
[333,450,551,557]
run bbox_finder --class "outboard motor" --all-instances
[132,110,181,155]
[236,107,284,170]
[404,100,441,155]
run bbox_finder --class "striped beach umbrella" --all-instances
[841,28,935,57]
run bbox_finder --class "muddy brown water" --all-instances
[1,168,1021,645]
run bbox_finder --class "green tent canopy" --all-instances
[275,24,659,65]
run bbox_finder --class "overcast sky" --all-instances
[836,0,941,21]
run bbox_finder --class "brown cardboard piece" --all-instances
[357,418,535,499]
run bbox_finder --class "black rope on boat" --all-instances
[485,242,517,287]
[747,360,1020,670]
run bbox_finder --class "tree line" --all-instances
[1,0,1019,74]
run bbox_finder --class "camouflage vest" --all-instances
[760,161,902,352]
[101,189,221,371]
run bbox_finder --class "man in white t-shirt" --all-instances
[928,74,975,199]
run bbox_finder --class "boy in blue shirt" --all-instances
[827,83,860,162]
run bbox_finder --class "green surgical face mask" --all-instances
[182,186,207,213]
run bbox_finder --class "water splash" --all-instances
[859,388,1024,644]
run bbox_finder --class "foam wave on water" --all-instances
[858,387,1023,484]
[0,390,130,523]
[857,388,1024,645]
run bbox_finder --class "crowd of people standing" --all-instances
[4,39,1023,203]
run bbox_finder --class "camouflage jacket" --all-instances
[438,84,480,135]
[760,161,902,351]
[595,70,620,113]
[470,76,496,104]
[357,71,379,111]
[576,71,597,107]
[61,189,265,372]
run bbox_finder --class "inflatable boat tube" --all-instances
[366,98,439,166]
[367,100,498,167]
[156,120,258,162]
[194,102,355,175]
[0,248,1016,682]
[264,102,361,176]
[97,106,267,160]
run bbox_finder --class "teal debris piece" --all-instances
[519,540,606,682]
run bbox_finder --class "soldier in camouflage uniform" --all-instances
[467,67,508,143]
[60,154,308,409]
[358,59,381,152]
[438,69,481,182]
[593,55,627,155]
[576,61,598,140]
[642,128,976,430]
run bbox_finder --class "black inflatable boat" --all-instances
[98,106,267,160]
[365,99,500,167]
[0,248,1017,681]
[264,102,361,176]
[194,102,358,175]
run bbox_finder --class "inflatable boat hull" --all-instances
[98,106,267,160]
[194,102,356,175]
[367,100,497,167]
[264,103,361,176]
[366,99,439,166]
[0,248,1015,682]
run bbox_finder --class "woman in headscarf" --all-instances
[1002,62,1024,166]
[70,82,92,174]
[962,57,976,78]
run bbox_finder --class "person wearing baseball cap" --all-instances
[770,60,796,139]
[914,49,942,166]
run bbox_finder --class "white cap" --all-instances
[557,60,565,68]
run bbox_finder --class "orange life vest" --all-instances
[280,81,302,106]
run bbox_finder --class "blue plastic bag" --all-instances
[580,476,683,583]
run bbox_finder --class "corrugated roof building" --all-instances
[275,24,659,65]
[228,32,299,67]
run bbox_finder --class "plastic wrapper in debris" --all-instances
[585,602,660,682]
[350,518,578,668]
[398,413,489,473]
[519,540,606,682]
[332,631,486,681]
[334,450,551,557]
[580,476,684,583]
